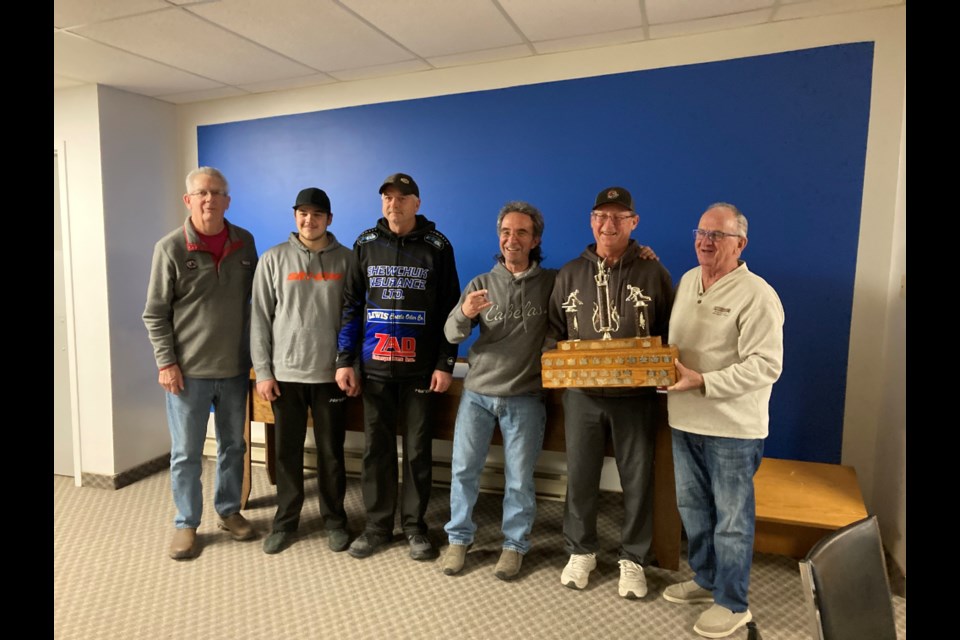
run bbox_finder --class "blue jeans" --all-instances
[165,373,248,529]
[445,390,546,554]
[672,429,764,612]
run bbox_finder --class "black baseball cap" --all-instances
[594,186,634,211]
[293,187,331,213]
[379,173,419,197]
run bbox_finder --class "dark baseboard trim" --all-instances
[80,454,169,490]
[886,550,906,598]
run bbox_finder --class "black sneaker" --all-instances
[263,530,293,555]
[407,533,438,561]
[327,528,351,553]
[348,531,390,559]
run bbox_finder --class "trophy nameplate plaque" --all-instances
[541,336,679,388]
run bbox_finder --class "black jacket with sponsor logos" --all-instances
[336,215,460,382]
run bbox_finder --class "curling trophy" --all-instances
[542,259,679,389]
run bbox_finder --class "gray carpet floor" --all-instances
[54,461,906,639]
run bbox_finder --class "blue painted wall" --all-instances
[199,43,874,463]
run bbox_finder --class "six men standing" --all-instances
[144,168,783,639]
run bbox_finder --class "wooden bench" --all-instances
[239,373,866,564]
[242,372,682,570]
[754,457,868,557]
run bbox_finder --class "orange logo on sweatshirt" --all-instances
[287,271,343,281]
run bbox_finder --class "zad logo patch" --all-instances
[372,333,417,362]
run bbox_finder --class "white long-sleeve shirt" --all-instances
[668,262,784,439]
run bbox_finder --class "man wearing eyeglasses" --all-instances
[545,186,673,599]
[143,167,259,560]
[336,173,461,562]
[663,203,783,639]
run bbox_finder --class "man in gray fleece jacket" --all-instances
[251,188,356,555]
[440,201,556,581]
[143,167,258,560]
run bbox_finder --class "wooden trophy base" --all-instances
[541,336,679,388]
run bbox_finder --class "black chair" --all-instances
[798,515,897,640]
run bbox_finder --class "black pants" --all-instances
[561,389,656,565]
[360,377,434,537]
[271,381,347,532]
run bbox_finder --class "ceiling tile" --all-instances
[340,0,522,58]
[774,0,902,21]
[326,59,431,82]
[427,44,533,69]
[649,9,773,39]
[647,0,774,25]
[155,85,250,104]
[499,0,643,41]
[54,31,223,97]
[54,0,168,29]
[237,73,339,94]
[73,8,316,86]
[532,28,647,55]
[188,0,417,71]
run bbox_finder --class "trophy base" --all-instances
[541,336,679,388]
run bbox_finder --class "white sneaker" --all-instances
[618,559,648,599]
[561,553,597,590]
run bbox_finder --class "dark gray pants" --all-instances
[271,381,348,532]
[562,389,656,565]
[360,377,434,537]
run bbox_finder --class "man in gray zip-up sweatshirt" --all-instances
[143,167,258,560]
[251,187,356,555]
[440,201,555,581]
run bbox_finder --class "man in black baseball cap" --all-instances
[546,185,672,599]
[337,172,461,562]
[379,173,420,198]
[251,186,355,555]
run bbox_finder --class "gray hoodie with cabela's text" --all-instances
[444,261,556,397]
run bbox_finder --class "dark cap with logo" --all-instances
[379,173,419,198]
[593,186,634,211]
[293,187,331,213]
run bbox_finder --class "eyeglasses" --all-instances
[591,211,636,224]
[693,229,743,242]
[189,189,228,198]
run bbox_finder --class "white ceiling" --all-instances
[54,0,902,105]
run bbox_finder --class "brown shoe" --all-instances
[218,513,257,541]
[495,549,523,581]
[169,528,198,560]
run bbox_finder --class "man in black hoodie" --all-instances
[336,173,460,561]
[545,186,673,599]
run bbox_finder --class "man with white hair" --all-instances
[664,203,784,638]
[144,167,259,560]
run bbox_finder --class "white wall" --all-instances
[869,101,906,574]
[97,86,180,471]
[54,85,180,477]
[54,86,114,475]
